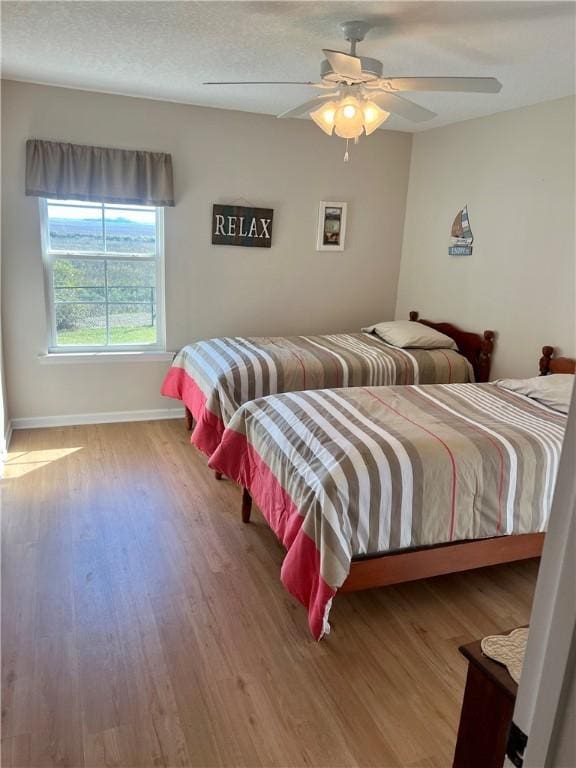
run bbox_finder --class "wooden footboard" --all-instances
[239,489,543,591]
[342,533,544,592]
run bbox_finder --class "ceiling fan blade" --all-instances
[322,49,362,79]
[370,91,437,123]
[385,77,502,93]
[203,81,323,86]
[278,95,336,119]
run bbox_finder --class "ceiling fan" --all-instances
[204,20,502,159]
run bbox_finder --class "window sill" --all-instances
[38,351,175,365]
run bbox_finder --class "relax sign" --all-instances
[212,204,274,248]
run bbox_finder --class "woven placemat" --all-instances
[480,627,529,684]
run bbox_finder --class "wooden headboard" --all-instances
[409,310,495,383]
[539,346,576,375]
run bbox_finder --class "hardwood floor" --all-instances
[1,420,538,768]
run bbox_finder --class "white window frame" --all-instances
[39,199,166,354]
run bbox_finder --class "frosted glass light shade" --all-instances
[309,93,390,141]
[362,101,390,135]
[310,101,337,135]
[334,97,364,139]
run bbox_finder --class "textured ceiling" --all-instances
[2,1,575,132]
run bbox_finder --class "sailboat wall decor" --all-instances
[449,206,473,256]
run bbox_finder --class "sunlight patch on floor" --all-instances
[2,447,83,479]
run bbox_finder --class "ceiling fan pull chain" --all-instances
[343,138,350,162]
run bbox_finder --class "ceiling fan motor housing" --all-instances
[340,20,372,44]
[320,56,383,84]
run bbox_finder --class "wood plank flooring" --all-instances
[1,419,538,767]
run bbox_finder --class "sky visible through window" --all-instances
[47,200,156,254]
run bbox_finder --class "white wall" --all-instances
[0,81,8,450]
[512,387,576,768]
[4,82,573,423]
[548,646,576,768]
[395,97,576,378]
[1,80,412,421]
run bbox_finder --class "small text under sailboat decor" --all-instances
[449,206,473,256]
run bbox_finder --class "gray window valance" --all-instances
[25,139,175,207]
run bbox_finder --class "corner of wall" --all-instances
[394,130,417,321]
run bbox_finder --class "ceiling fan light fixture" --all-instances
[362,101,390,135]
[310,101,337,135]
[334,96,364,139]
[309,92,390,145]
[207,18,503,158]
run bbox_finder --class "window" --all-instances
[40,199,165,352]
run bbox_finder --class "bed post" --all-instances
[477,330,495,383]
[409,310,419,321]
[241,488,252,523]
[540,346,554,376]
[184,407,193,431]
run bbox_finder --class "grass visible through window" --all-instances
[57,326,157,346]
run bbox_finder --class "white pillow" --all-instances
[495,374,574,414]
[362,320,458,351]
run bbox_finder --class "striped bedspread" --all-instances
[161,333,473,456]
[208,383,566,639]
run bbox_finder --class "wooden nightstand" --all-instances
[452,637,518,768]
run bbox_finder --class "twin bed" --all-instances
[162,311,495,456]
[162,316,574,639]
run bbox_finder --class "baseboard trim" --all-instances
[11,408,185,430]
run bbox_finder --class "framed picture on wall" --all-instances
[316,201,347,251]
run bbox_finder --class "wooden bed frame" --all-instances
[408,310,495,383]
[540,345,576,375]
[184,310,495,430]
[241,489,544,590]
[240,347,574,593]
